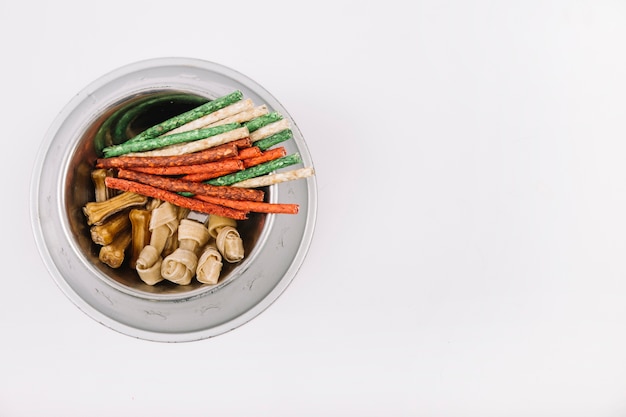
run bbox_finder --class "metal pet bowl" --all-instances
[30,57,317,342]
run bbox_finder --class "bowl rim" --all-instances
[30,57,317,342]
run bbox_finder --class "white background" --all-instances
[2,0,626,415]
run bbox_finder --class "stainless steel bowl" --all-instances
[30,57,317,342]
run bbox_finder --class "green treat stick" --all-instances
[126,90,244,143]
[113,94,208,144]
[102,123,240,158]
[255,129,293,151]
[207,153,302,186]
[244,111,283,133]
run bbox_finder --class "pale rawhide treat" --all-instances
[205,104,269,127]
[232,167,315,188]
[207,214,236,239]
[161,206,189,258]
[161,219,210,285]
[249,118,290,142]
[208,215,244,263]
[136,202,179,285]
[196,243,223,285]
[216,226,244,263]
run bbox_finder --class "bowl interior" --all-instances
[63,90,268,297]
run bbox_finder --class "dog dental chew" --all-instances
[83,191,148,225]
[206,105,269,127]
[135,201,179,285]
[206,153,302,186]
[99,228,132,269]
[129,208,152,269]
[208,215,244,263]
[232,167,315,188]
[90,210,131,246]
[105,177,248,220]
[250,118,290,143]
[161,219,210,285]
[91,168,112,202]
[196,243,223,285]
[96,143,239,169]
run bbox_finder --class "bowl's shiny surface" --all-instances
[31,57,317,342]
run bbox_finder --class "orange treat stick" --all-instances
[194,195,299,215]
[105,177,248,220]
[116,169,264,202]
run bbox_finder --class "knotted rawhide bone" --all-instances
[161,206,190,258]
[90,210,131,246]
[83,191,148,226]
[196,243,223,285]
[216,226,244,263]
[128,208,152,270]
[135,201,179,285]
[208,215,244,263]
[161,219,210,285]
[99,228,132,269]
[207,214,236,239]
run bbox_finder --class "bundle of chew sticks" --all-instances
[95,90,314,220]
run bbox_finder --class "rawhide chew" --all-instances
[196,243,223,285]
[83,191,147,226]
[161,219,210,285]
[135,201,179,285]
[90,210,131,246]
[99,228,132,269]
[129,209,152,270]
